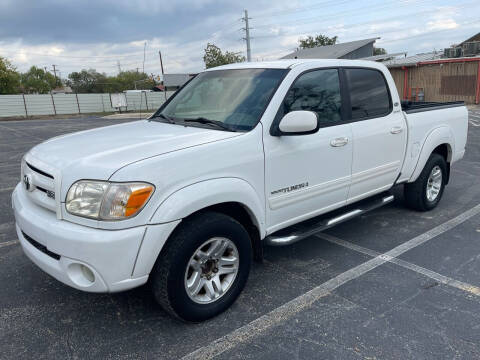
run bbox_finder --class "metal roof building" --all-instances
[382,51,443,68]
[361,52,407,62]
[385,52,480,104]
[163,74,195,87]
[280,38,378,60]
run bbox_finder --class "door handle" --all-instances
[390,126,403,134]
[330,137,349,147]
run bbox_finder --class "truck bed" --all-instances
[397,101,468,183]
[401,101,465,114]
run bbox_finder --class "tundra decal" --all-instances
[271,182,309,196]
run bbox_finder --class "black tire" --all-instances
[150,211,252,322]
[404,153,447,211]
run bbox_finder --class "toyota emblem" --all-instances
[23,174,33,192]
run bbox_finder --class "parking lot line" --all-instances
[0,187,15,193]
[182,203,480,360]
[0,240,18,248]
[316,233,480,296]
[0,123,45,141]
[0,140,41,146]
[0,163,19,169]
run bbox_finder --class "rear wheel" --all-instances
[404,153,447,211]
[150,211,252,322]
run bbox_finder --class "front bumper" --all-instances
[12,184,178,293]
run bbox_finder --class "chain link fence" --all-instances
[0,91,175,118]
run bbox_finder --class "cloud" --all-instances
[0,0,478,77]
[425,6,460,31]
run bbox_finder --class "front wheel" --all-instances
[150,212,252,322]
[404,153,447,211]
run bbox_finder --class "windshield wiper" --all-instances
[183,117,236,132]
[150,113,175,124]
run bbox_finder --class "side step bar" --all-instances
[265,193,394,246]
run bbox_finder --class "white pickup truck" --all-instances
[12,59,468,321]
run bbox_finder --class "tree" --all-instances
[373,47,387,55]
[66,69,155,93]
[0,57,21,94]
[299,35,338,49]
[108,70,154,92]
[66,69,109,93]
[203,43,245,69]
[20,66,60,94]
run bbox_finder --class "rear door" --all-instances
[344,67,407,203]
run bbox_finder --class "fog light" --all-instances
[81,264,95,283]
[67,263,96,287]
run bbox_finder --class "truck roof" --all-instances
[205,59,386,71]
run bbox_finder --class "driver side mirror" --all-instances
[272,110,319,136]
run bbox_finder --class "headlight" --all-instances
[66,181,154,220]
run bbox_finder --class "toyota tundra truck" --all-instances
[12,59,468,321]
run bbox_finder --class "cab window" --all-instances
[345,68,391,120]
[280,69,342,127]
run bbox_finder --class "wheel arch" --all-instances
[183,202,264,261]
[409,126,453,183]
[149,178,265,261]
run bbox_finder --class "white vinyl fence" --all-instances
[0,91,175,118]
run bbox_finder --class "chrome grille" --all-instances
[21,160,57,212]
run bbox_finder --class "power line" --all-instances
[251,17,480,57]
[378,18,480,44]
[253,0,353,19]
[253,0,477,40]
[340,16,480,45]
[0,49,158,59]
[253,0,456,30]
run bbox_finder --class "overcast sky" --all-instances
[0,0,479,77]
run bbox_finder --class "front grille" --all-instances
[23,160,57,212]
[21,231,60,260]
[26,162,53,179]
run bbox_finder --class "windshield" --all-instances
[155,68,288,131]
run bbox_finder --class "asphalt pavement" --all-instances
[0,110,479,359]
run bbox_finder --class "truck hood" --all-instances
[29,120,241,184]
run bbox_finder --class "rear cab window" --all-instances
[344,68,392,120]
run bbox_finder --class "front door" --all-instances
[263,68,353,234]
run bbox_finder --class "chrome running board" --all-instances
[265,193,394,246]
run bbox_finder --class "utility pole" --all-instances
[51,64,58,83]
[242,9,252,62]
[142,42,147,74]
[117,60,122,74]
[159,51,167,101]
[158,51,165,76]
